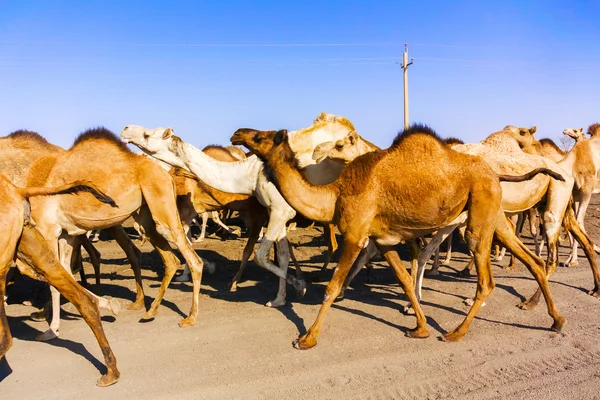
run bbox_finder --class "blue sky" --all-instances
[1,0,598,148]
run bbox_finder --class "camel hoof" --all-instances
[36,329,58,342]
[127,300,145,311]
[228,281,238,292]
[334,293,345,302]
[30,309,49,322]
[141,309,158,320]
[178,317,196,327]
[424,269,440,277]
[588,289,600,298]
[294,279,307,299]
[108,298,120,316]
[442,331,464,342]
[292,335,316,350]
[266,298,286,308]
[517,299,538,310]
[458,268,472,277]
[563,260,578,267]
[403,305,416,315]
[551,316,566,333]
[174,273,191,283]
[406,327,430,339]
[463,298,486,307]
[97,371,120,387]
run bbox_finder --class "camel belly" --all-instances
[500,178,548,213]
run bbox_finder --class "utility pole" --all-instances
[400,43,414,130]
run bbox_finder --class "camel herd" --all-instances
[1,113,599,387]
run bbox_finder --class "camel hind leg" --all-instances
[495,213,565,332]
[106,226,145,310]
[17,225,119,387]
[138,176,205,327]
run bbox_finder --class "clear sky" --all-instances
[1,0,598,149]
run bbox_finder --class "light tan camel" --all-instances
[230,124,565,349]
[0,173,120,386]
[26,127,206,341]
[514,124,600,266]
[0,130,141,294]
[564,127,587,142]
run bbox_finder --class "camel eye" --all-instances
[143,132,150,139]
[520,130,526,136]
[253,133,263,143]
[335,143,344,150]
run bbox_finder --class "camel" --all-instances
[564,127,587,142]
[229,124,566,349]
[25,127,207,341]
[0,130,143,296]
[0,174,120,386]
[120,113,358,304]
[513,124,600,266]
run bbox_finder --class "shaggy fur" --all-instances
[391,123,442,148]
[6,130,48,143]
[588,123,600,137]
[72,127,131,152]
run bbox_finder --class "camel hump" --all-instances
[6,130,48,143]
[588,123,600,137]
[72,126,131,153]
[391,123,442,148]
[202,145,239,162]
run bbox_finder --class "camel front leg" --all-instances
[318,223,338,278]
[293,239,363,350]
[17,225,119,387]
[337,239,378,301]
[229,218,261,291]
[567,190,593,266]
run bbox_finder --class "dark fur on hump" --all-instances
[391,123,441,148]
[538,138,565,153]
[442,137,464,146]
[202,144,226,151]
[72,126,131,152]
[6,129,49,143]
[588,123,600,136]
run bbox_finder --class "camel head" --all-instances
[587,123,600,138]
[502,125,537,149]
[230,128,288,161]
[563,127,585,141]
[120,125,186,168]
[311,131,361,165]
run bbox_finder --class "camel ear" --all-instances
[530,126,537,135]
[349,131,358,145]
[274,129,288,146]
[162,128,173,139]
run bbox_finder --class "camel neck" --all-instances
[177,141,263,195]
[265,144,339,223]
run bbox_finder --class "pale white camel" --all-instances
[564,127,586,142]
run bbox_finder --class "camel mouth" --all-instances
[229,135,244,146]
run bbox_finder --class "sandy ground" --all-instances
[3,197,600,399]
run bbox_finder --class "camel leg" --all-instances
[17,225,119,387]
[211,211,239,236]
[566,190,593,266]
[507,214,523,270]
[564,209,600,297]
[288,240,303,281]
[428,246,441,276]
[318,224,338,277]
[378,245,429,338]
[80,236,102,291]
[72,240,87,287]
[267,239,292,307]
[293,239,364,350]
[197,212,209,242]
[414,213,468,304]
[106,226,145,310]
[443,232,453,265]
[254,210,306,302]
[496,216,565,332]
[0,219,21,360]
[338,240,378,300]
[229,216,262,291]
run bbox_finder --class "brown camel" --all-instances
[0,174,120,386]
[25,127,206,341]
[230,124,565,349]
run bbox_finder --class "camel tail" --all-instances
[498,168,565,183]
[18,181,117,207]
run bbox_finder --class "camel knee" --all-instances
[255,240,274,267]
[155,223,175,243]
